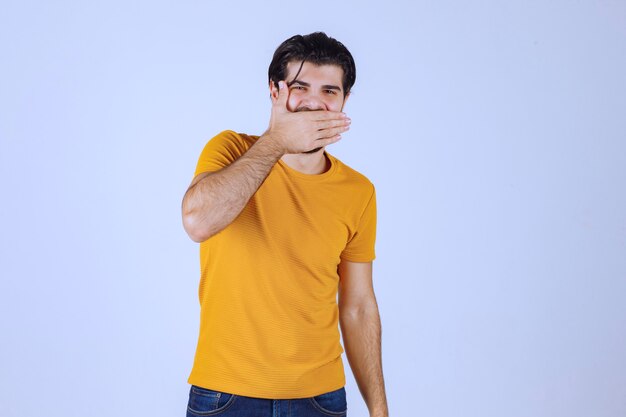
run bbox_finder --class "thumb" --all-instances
[274,80,288,110]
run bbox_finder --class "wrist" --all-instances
[369,404,389,417]
[257,132,286,158]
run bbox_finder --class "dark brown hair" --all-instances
[268,32,356,96]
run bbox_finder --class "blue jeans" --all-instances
[186,385,347,417]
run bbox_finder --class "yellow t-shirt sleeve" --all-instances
[340,186,377,262]
[194,130,249,177]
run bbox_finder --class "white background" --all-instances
[1,1,625,416]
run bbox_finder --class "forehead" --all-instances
[285,61,344,85]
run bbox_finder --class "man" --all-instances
[182,32,388,417]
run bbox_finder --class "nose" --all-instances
[299,92,327,111]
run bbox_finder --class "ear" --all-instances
[269,80,280,103]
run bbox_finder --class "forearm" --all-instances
[182,133,283,242]
[340,307,389,417]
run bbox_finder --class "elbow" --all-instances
[181,177,220,243]
[182,208,213,243]
[339,307,365,322]
[339,301,379,321]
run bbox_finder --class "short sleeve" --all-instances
[340,186,377,262]
[194,130,251,177]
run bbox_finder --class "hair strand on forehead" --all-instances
[286,56,310,88]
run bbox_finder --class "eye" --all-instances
[291,85,306,91]
[324,89,338,95]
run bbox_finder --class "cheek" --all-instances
[286,96,299,112]
[326,98,344,112]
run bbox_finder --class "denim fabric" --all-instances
[186,385,347,417]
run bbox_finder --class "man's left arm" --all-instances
[338,260,389,417]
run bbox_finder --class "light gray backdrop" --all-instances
[1,1,625,416]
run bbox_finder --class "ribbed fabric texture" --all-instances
[188,130,377,399]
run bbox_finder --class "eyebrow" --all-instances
[288,79,342,92]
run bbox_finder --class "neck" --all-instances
[280,149,330,175]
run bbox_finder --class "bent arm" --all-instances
[182,79,349,243]
[181,133,283,242]
[338,260,389,417]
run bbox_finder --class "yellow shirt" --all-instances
[187,130,377,399]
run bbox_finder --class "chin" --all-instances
[303,147,323,154]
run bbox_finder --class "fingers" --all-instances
[315,117,351,131]
[315,133,343,148]
[315,116,351,139]
[316,124,350,141]
[308,110,349,122]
